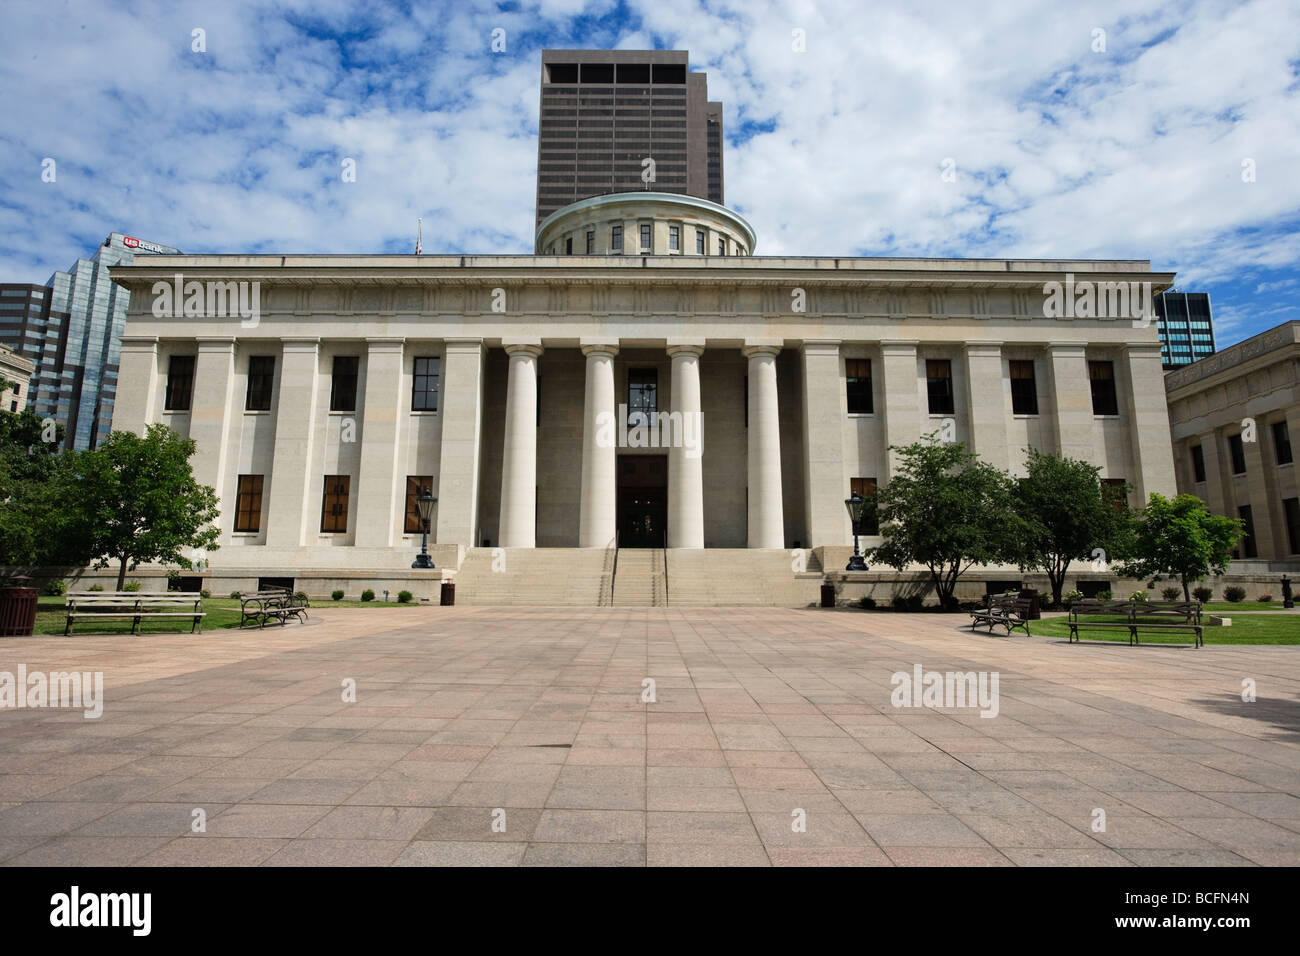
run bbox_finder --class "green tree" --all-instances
[77,425,221,589]
[1013,449,1132,606]
[1113,493,1242,602]
[868,438,1024,608]
[0,411,84,568]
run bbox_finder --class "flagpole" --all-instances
[415,217,422,255]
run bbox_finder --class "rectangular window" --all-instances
[1274,421,1293,465]
[718,238,726,256]
[850,477,879,535]
[1228,433,1247,474]
[926,359,954,415]
[1190,444,1206,483]
[1238,505,1258,559]
[696,230,705,254]
[320,475,350,533]
[404,476,433,534]
[412,356,439,411]
[164,355,195,411]
[628,368,657,419]
[640,224,651,249]
[245,355,275,411]
[586,230,594,253]
[330,356,359,411]
[1009,360,1038,415]
[611,225,622,251]
[845,359,873,414]
[1088,361,1119,415]
[565,236,573,255]
[1286,498,1300,554]
[669,226,680,250]
[1101,477,1127,511]
[234,475,264,533]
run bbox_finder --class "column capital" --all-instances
[120,336,159,350]
[667,343,705,358]
[881,340,918,355]
[504,342,544,358]
[742,342,782,359]
[1124,342,1164,358]
[1047,342,1088,356]
[581,342,620,358]
[195,336,237,350]
[799,339,841,356]
[442,337,484,353]
[280,337,320,353]
[365,338,406,353]
[963,342,1003,356]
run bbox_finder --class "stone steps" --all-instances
[452,547,611,606]
[612,549,666,606]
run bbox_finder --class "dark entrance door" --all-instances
[618,455,667,548]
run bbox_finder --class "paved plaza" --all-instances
[0,606,1297,866]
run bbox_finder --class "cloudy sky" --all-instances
[1,0,1297,346]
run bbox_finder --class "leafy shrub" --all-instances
[332,590,345,601]
[857,596,876,609]
[906,594,924,611]
[200,589,211,599]
[88,583,104,592]
[229,591,240,600]
[1257,594,1272,603]
[122,580,142,592]
[44,579,66,596]
[891,595,908,611]
[361,589,375,602]
[1193,586,1213,603]
[1095,589,1112,601]
[166,570,182,591]
[1063,589,1083,605]
[397,590,413,603]
[1161,587,1182,601]
[1223,585,1246,603]
[1130,590,1148,602]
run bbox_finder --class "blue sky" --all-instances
[1,0,1297,347]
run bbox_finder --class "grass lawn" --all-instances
[1029,614,1300,645]
[32,594,424,636]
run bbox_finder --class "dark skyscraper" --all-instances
[1155,291,1216,368]
[535,50,724,226]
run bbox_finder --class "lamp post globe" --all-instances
[411,488,438,569]
[844,493,869,572]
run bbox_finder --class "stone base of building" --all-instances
[18,549,1300,608]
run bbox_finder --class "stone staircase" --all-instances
[666,549,823,606]
[612,548,667,606]
[452,547,611,606]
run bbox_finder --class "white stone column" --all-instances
[668,343,705,549]
[354,339,405,548]
[879,341,920,479]
[498,342,542,548]
[1122,343,1177,503]
[114,336,159,436]
[1048,343,1094,461]
[579,343,618,548]
[801,340,846,547]
[744,344,784,549]
[963,342,1008,471]
[189,337,237,519]
[435,339,486,549]
[265,338,320,547]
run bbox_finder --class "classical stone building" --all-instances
[1166,320,1300,568]
[107,192,1179,603]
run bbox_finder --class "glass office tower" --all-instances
[1155,291,1216,369]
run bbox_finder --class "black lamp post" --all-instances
[844,493,869,571]
[411,488,438,569]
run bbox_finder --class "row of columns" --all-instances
[498,341,786,549]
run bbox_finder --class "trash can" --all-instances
[820,581,836,608]
[440,580,456,606]
[0,586,39,636]
[1018,587,1041,620]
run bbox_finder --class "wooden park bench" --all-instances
[64,592,205,636]
[968,593,1032,636]
[1067,599,1203,648]
[238,588,310,628]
